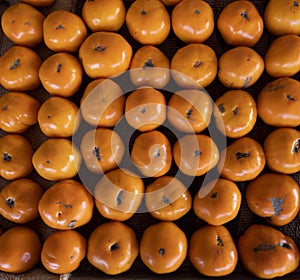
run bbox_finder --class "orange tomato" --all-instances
[218,46,264,89]
[0,134,33,180]
[0,92,40,133]
[38,179,94,230]
[246,173,300,226]
[140,222,187,274]
[189,225,238,276]
[87,221,139,275]
[145,176,192,221]
[214,90,257,138]
[238,224,299,278]
[217,0,263,46]
[1,3,45,47]
[172,0,214,43]
[125,0,170,45]
[21,0,55,6]
[0,46,42,91]
[0,178,43,224]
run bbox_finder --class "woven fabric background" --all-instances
[0,0,300,279]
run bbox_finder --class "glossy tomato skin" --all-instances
[32,138,82,181]
[126,0,170,45]
[43,10,87,52]
[41,230,87,274]
[1,3,45,47]
[82,0,126,32]
[218,46,264,89]
[0,46,42,91]
[80,128,124,174]
[167,89,213,133]
[264,35,300,78]
[37,96,80,137]
[145,176,192,221]
[0,92,40,133]
[140,222,187,274]
[94,168,144,221]
[217,0,263,46]
[214,90,257,138]
[172,0,214,43]
[39,52,83,97]
[38,179,94,230]
[264,128,300,174]
[257,78,300,127]
[246,173,300,226]
[129,46,170,88]
[131,130,172,177]
[264,0,300,35]
[0,178,43,224]
[189,225,238,276]
[79,32,132,78]
[193,179,241,226]
[125,87,166,132]
[0,226,41,273]
[0,134,33,180]
[21,0,55,6]
[171,43,217,88]
[218,137,266,182]
[173,134,219,176]
[87,221,139,275]
[238,224,299,278]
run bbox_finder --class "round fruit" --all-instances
[214,90,257,138]
[125,87,166,132]
[257,78,300,127]
[131,130,172,177]
[217,0,263,46]
[264,35,300,78]
[129,46,170,88]
[37,96,80,137]
[39,52,83,97]
[0,134,33,180]
[38,179,94,230]
[173,134,219,177]
[43,10,87,52]
[32,138,82,181]
[1,3,45,47]
[189,225,238,276]
[193,179,241,226]
[218,46,264,89]
[0,46,42,91]
[41,230,86,274]
[264,0,300,36]
[167,89,213,133]
[172,0,214,43]
[264,128,300,174]
[171,43,217,88]
[82,0,126,32]
[79,32,132,78]
[94,168,144,221]
[0,92,40,133]
[87,221,139,275]
[238,224,299,278]
[140,222,187,274]
[0,226,41,273]
[126,0,170,45]
[218,137,265,182]
[145,176,192,221]
[246,173,300,226]
[80,128,124,174]
[80,78,125,127]
[0,178,43,224]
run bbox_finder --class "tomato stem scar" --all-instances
[253,242,291,253]
[141,9,146,15]
[286,94,295,101]
[210,192,217,199]
[218,104,225,113]
[94,44,106,52]
[56,63,62,73]
[6,197,14,208]
[143,58,154,68]
[186,108,193,119]
[194,150,201,157]
[162,195,172,205]
[68,220,76,229]
[293,139,300,153]
[217,236,224,246]
[233,107,239,115]
[9,59,20,70]
[93,147,101,161]
[56,24,64,30]
[110,242,119,251]
[294,1,299,7]
[3,152,12,162]
[235,152,250,160]
[116,190,123,206]
[194,9,200,14]
[159,248,165,255]
[154,148,161,158]
[240,11,249,21]
[193,61,203,68]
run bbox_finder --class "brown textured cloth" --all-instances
[0,0,300,279]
